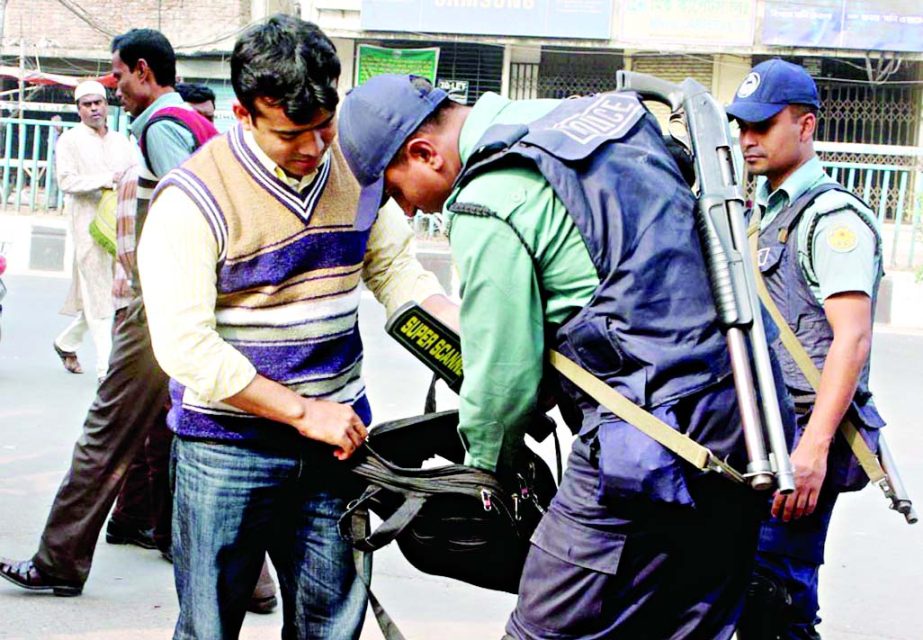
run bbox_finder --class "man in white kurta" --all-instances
[54,81,136,380]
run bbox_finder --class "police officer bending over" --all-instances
[338,75,795,639]
[729,59,886,640]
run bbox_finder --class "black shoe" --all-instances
[105,520,157,550]
[247,594,278,614]
[0,558,82,596]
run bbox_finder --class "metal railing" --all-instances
[0,112,132,215]
[1,115,919,271]
[816,142,923,270]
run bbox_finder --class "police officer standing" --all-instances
[338,74,793,639]
[728,59,886,639]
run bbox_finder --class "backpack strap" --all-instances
[139,106,218,174]
[340,485,428,553]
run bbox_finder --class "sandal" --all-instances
[53,341,83,374]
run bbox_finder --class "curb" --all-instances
[2,215,920,329]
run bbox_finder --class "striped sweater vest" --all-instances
[153,125,375,447]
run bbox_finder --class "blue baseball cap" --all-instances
[339,74,450,217]
[726,59,820,123]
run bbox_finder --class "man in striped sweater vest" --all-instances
[138,16,451,640]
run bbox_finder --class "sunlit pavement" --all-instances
[0,274,918,639]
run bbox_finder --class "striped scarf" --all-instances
[113,165,139,309]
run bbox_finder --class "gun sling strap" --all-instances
[747,223,886,485]
[548,351,747,484]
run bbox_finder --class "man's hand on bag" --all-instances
[772,435,829,522]
[224,375,367,460]
[293,399,368,460]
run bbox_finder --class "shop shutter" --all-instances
[631,55,714,127]
[536,48,624,99]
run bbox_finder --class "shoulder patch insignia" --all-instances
[827,224,858,253]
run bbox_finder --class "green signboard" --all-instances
[355,45,440,85]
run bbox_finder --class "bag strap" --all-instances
[347,503,408,640]
[548,351,746,484]
[424,373,439,414]
[747,220,886,484]
[340,486,429,553]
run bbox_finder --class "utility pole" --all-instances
[0,1,7,54]
[17,34,23,116]
[0,0,7,176]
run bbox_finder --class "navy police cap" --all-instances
[727,59,820,124]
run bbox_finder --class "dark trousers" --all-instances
[111,409,174,551]
[506,436,766,640]
[736,403,842,640]
[33,296,170,584]
[740,489,839,640]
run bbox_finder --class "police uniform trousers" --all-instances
[747,490,837,640]
[744,407,841,640]
[505,434,766,640]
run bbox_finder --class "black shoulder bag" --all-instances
[339,409,557,595]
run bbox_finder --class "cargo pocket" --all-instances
[596,418,693,507]
[515,511,627,635]
[530,511,626,576]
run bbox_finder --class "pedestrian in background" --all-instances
[177,82,216,122]
[53,80,135,381]
[0,29,221,601]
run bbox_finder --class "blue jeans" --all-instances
[171,437,367,640]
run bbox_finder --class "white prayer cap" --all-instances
[74,80,107,103]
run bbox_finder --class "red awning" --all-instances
[0,66,117,89]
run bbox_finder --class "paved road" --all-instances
[0,274,919,639]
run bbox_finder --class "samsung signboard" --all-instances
[361,0,613,40]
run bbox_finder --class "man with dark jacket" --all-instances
[337,74,795,639]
